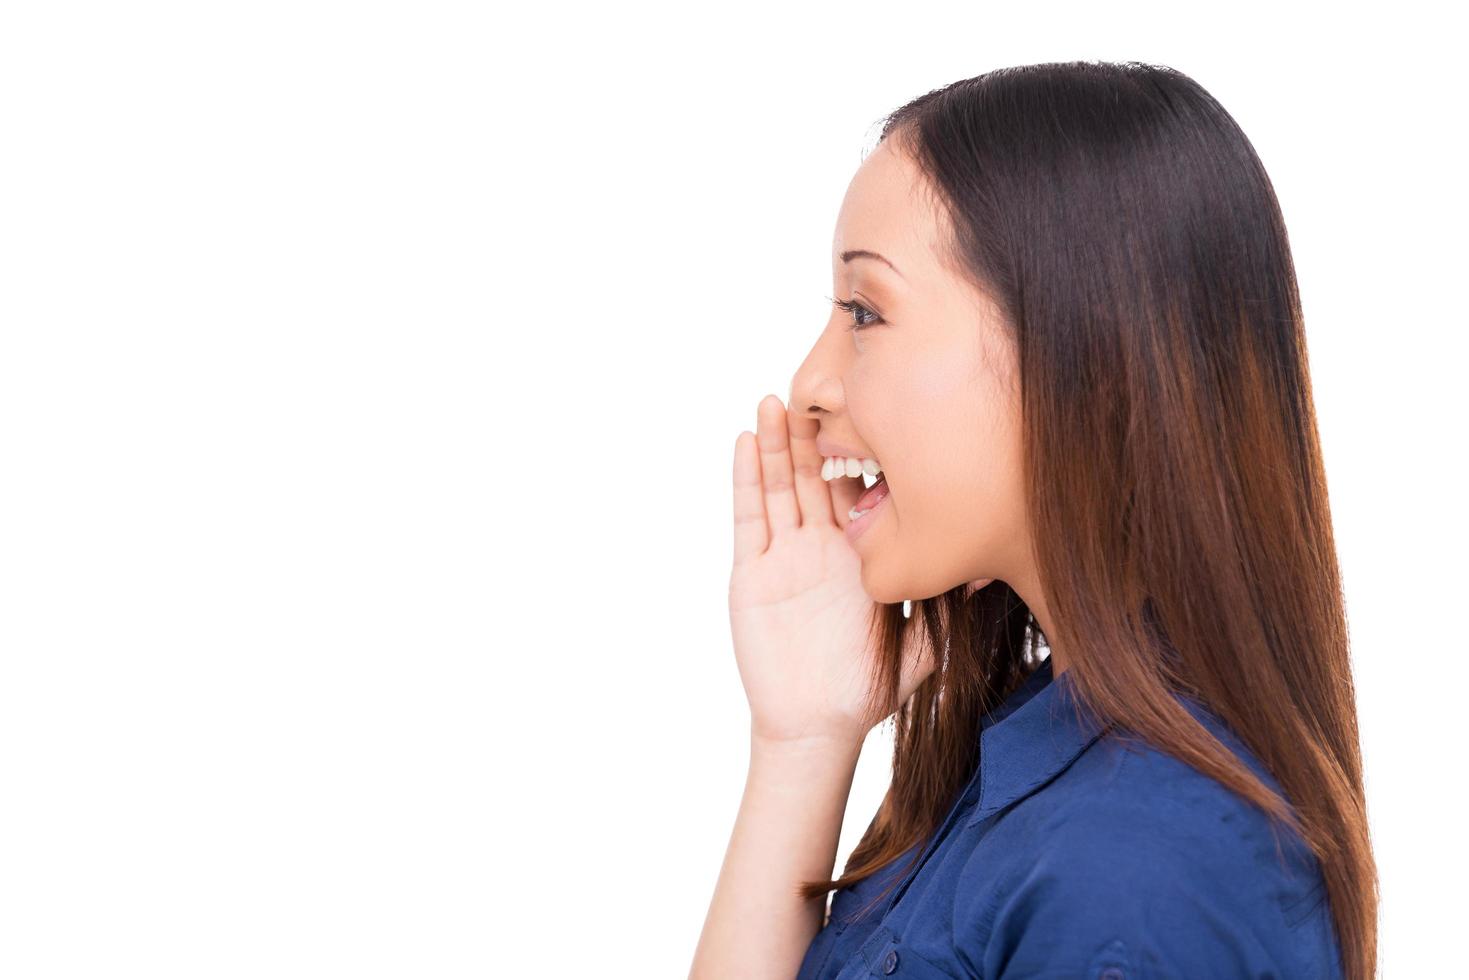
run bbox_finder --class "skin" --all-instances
[789,135,1067,676]
[691,135,1067,979]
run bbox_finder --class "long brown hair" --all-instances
[797,61,1378,980]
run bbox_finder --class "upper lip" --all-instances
[816,440,878,460]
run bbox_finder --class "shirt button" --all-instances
[881,949,899,974]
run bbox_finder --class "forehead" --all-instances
[831,139,948,276]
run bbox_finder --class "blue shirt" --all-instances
[796,655,1343,979]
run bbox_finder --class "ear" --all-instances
[962,577,995,598]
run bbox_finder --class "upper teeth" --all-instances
[821,456,882,481]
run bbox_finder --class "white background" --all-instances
[1,2,1462,976]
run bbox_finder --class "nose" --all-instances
[789,321,847,422]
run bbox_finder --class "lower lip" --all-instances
[844,481,892,544]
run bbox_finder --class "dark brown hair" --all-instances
[796,61,1377,980]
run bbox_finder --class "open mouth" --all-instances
[849,471,890,521]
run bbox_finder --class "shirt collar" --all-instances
[967,656,1111,827]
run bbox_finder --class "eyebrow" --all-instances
[841,249,905,281]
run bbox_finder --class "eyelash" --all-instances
[829,296,883,331]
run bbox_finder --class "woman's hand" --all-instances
[729,395,937,749]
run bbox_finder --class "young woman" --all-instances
[690,62,1376,979]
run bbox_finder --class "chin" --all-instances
[858,563,908,606]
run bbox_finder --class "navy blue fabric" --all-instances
[796,655,1343,979]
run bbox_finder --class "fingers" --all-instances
[787,409,835,528]
[755,394,801,534]
[732,430,767,563]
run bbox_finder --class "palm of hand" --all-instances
[728,396,937,746]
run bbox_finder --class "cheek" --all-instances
[887,350,1020,529]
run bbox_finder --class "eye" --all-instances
[829,295,884,331]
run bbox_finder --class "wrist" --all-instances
[749,727,864,767]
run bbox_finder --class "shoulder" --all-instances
[977,712,1331,978]
[1037,726,1317,903]
[1036,693,1318,866]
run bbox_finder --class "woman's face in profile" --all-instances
[789,137,1029,604]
